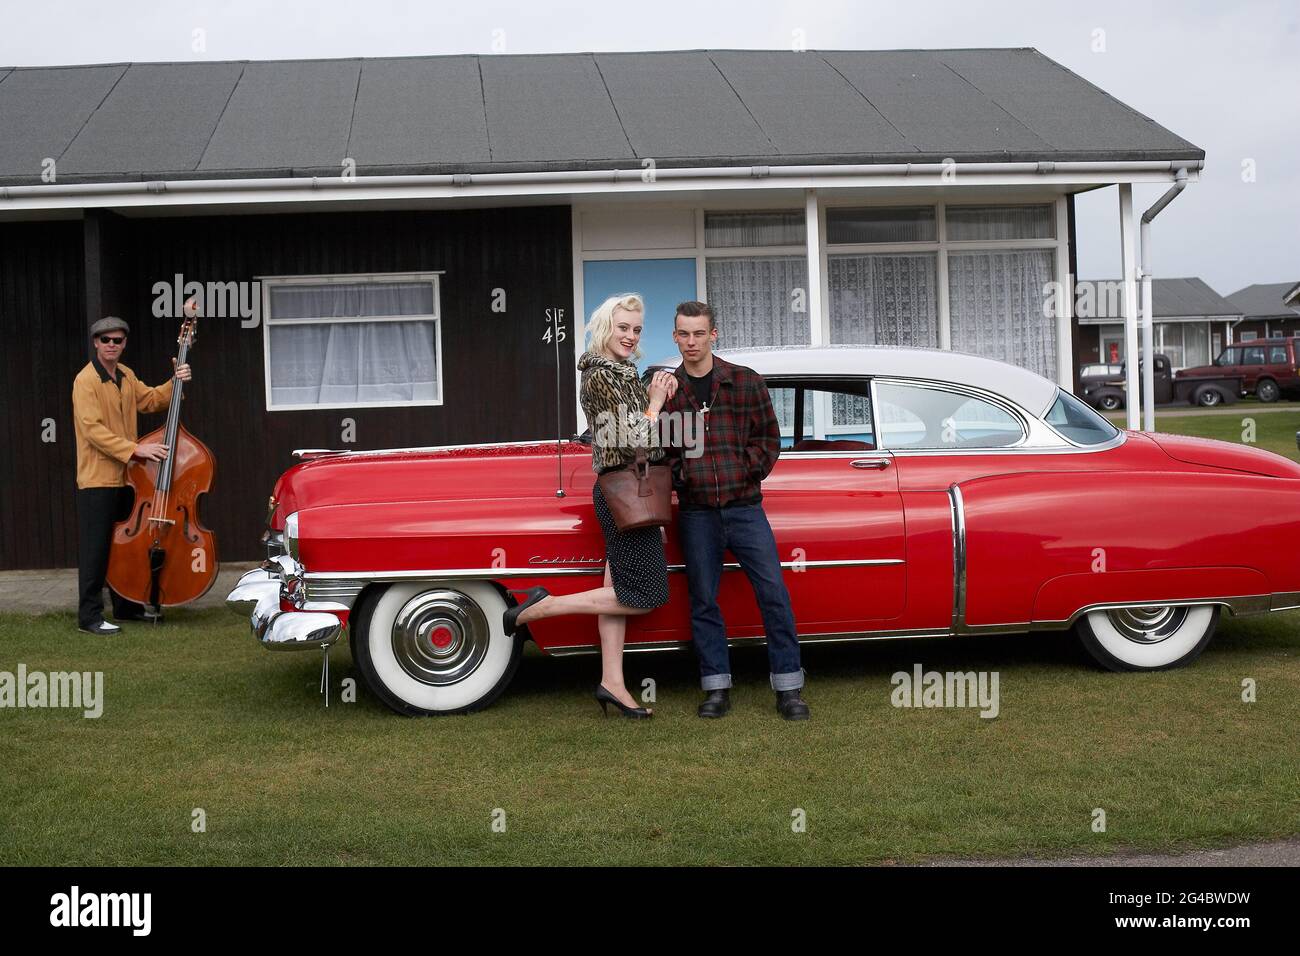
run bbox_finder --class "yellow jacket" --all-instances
[72,357,175,489]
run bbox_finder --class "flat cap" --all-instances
[89,316,130,337]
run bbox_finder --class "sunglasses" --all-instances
[98,335,126,345]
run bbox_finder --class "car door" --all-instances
[754,379,907,632]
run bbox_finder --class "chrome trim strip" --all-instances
[1030,594,1279,630]
[300,557,907,607]
[948,484,967,633]
[540,593,1296,657]
[544,627,951,657]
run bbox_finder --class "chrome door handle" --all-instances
[851,458,891,469]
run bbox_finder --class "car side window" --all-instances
[1269,346,1287,363]
[1243,347,1266,365]
[875,382,1024,450]
[1215,349,1239,366]
[766,378,876,451]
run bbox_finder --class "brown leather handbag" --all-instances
[597,448,673,531]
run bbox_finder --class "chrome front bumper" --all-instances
[226,556,344,651]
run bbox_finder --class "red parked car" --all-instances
[1177,337,1300,403]
[228,346,1300,715]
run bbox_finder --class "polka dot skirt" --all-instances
[592,482,670,610]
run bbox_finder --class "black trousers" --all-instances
[76,486,145,627]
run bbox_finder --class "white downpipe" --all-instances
[1119,184,1141,429]
[1138,168,1189,432]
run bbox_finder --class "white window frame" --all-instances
[571,193,1074,430]
[259,271,445,412]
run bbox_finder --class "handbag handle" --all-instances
[634,446,653,497]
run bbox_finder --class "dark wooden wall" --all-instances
[0,220,87,570]
[1,205,575,569]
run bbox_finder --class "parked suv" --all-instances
[1177,338,1300,403]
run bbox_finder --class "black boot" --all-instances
[776,689,810,721]
[697,688,731,718]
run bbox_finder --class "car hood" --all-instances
[1148,432,1300,479]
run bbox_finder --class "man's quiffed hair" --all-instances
[675,300,716,330]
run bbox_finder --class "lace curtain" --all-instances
[267,281,439,406]
[829,253,939,347]
[704,256,811,349]
[948,250,1056,379]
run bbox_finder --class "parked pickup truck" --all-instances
[1079,353,1244,410]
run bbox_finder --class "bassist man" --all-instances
[72,316,191,635]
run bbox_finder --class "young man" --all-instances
[662,301,809,720]
[72,316,191,635]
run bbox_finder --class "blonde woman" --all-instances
[503,293,677,718]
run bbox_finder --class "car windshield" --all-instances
[1045,388,1121,445]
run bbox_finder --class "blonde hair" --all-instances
[586,293,646,361]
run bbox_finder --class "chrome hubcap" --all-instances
[1104,605,1189,644]
[391,590,489,685]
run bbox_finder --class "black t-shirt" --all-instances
[686,368,713,409]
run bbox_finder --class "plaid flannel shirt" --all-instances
[661,355,780,509]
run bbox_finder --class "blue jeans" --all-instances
[678,503,804,691]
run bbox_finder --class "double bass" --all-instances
[107,311,219,611]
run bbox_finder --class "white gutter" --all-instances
[0,160,1202,213]
[1138,167,1189,432]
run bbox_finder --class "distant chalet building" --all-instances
[0,48,1203,568]
[1075,277,1242,371]
[1226,282,1300,341]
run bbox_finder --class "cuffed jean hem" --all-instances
[770,669,805,692]
[701,673,733,691]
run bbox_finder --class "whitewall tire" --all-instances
[352,581,522,715]
[1075,604,1219,671]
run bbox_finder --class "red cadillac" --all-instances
[227,346,1300,715]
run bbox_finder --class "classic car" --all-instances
[227,345,1300,715]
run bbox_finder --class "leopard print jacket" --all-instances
[578,350,666,473]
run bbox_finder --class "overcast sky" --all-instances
[3,0,1296,296]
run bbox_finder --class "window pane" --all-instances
[1044,388,1120,445]
[768,386,814,444]
[704,211,805,247]
[826,206,936,244]
[875,382,1023,449]
[945,204,1054,241]
[268,281,435,320]
[269,320,438,406]
[1190,321,1206,366]
[948,249,1057,380]
[705,256,810,347]
[1270,345,1288,363]
[829,253,938,347]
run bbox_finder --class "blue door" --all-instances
[582,258,697,371]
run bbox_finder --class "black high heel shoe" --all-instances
[503,586,549,637]
[594,684,652,719]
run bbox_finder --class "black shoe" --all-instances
[114,608,163,623]
[594,684,652,719]
[78,620,121,636]
[503,586,549,636]
[697,688,731,718]
[776,689,810,721]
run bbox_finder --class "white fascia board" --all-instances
[0,162,1201,214]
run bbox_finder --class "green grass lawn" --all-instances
[2,606,1297,865]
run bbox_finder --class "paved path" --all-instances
[923,837,1300,867]
[0,562,260,615]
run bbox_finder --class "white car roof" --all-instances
[648,345,1061,418]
